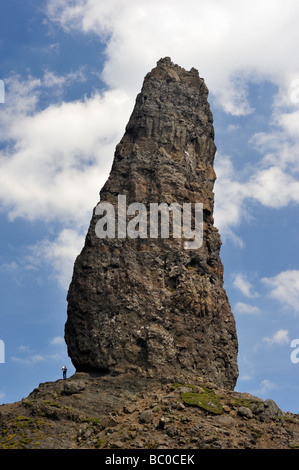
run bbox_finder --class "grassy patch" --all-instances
[95,437,108,448]
[42,400,61,408]
[180,386,223,415]
[231,398,263,410]
[14,416,35,429]
[276,415,299,424]
[250,426,262,439]
[0,416,49,449]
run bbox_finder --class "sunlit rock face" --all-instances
[65,57,239,389]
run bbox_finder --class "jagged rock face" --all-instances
[65,57,239,389]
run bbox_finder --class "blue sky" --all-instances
[1,0,299,414]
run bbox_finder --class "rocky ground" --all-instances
[0,371,299,450]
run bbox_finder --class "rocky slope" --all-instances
[65,57,238,389]
[1,372,299,449]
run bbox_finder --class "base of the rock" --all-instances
[0,372,297,449]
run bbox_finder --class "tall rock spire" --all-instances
[65,58,239,389]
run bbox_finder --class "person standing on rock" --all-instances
[62,365,67,379]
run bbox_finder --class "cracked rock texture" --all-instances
[65,57,239,389]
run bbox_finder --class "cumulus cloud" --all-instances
[247,167,299,208]
[263,329,290,346]
[233,273,258,298]
[247,106,299,208]
[11,351,62,365]
[46,0,299,114]
[27,228,85,289]
[11,347,46,364]
[11,340,66,365]
[0,74,132,224]
[262,270,299,312]
[42,68,87,97]
[254,379,276,397]
[235,302,260,315]
[50,336,65,345]
[214,149,299,242]
[213,156,248,244]
[0,71,134,287]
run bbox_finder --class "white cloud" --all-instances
[0,261,19,273]
[11,353,45,365]
[11,343,65,365]
[262,270,299,312]
[235,302,260,315]
[213,156,248,245]
[27,228,85,289]
[233,273,258,298]
[247,167,299,208]
[214,149,299,243]
[47,0,299,115]
[263,329,290,346]
[238,373,251,382]
[0,72,131,289]
[254,379,276,397]
[50,336,65,346]
[42,68,86,90]
[1,228,84,290]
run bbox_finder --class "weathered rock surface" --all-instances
[65,57,238,389]
[1,372,299,450]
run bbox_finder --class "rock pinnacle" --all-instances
[65,58,239,389]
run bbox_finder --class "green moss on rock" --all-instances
[181,386,223,415]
